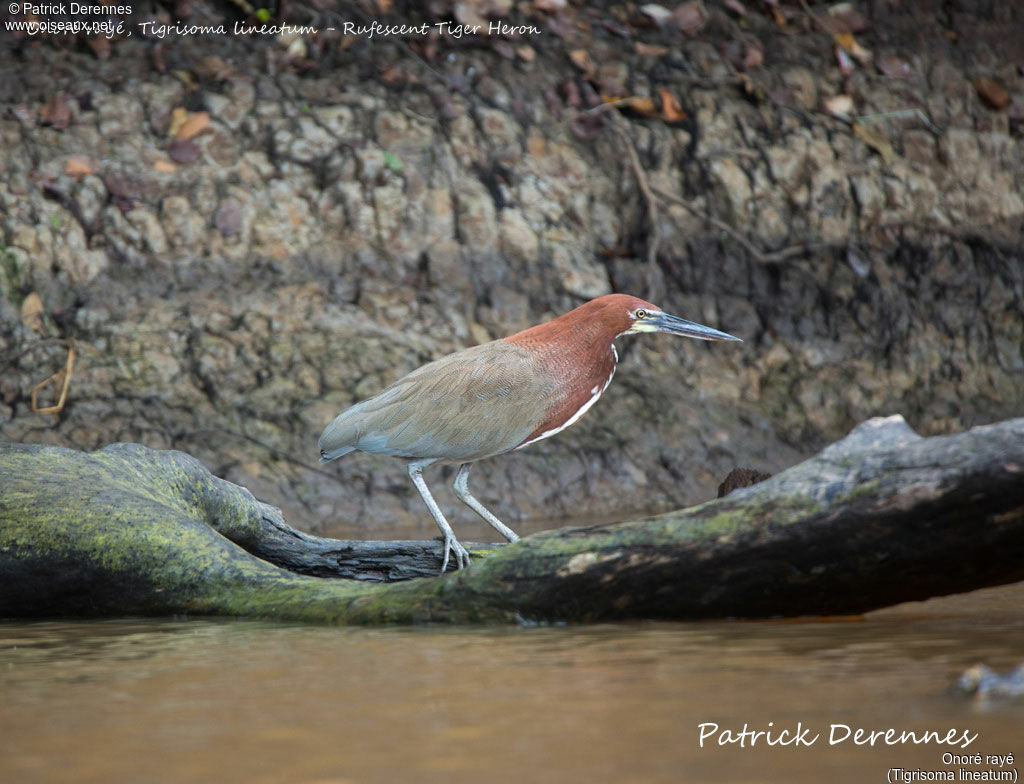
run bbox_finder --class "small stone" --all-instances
[975,76,1010,110]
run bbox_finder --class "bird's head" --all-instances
[601,294,743,342]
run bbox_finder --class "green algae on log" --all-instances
[2,416,1024,624]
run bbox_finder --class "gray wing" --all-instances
[318,340,556,463]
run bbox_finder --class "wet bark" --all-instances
[1,415,1022,624]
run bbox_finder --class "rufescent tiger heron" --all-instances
[319,293,742,572]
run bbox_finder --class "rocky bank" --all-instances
[1,0,1021,537]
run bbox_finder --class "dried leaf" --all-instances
[153,159,177,173]
[168,107,188,138]
[516,45,536,62]
[569,48,595,78]
[9,104,37,124]
[659,88,687,122]
[215,199,242,237]
[102,173,142,211]
[724,0,746,15]
[454,1,486,28]
[568,111,605,140]
[875,55,912,81]
[975,77,1010,110]
[853,122,895,165]
[848,38,872,64]
[834,32,855,51]
[563,79,582,108]
[194,55,235,81]
[532,0,566,9]
[671,1,706,36]
[824,94,854,119]
[835,45,855,75]
[640,3,672,25]
[635,42,669,57]
[21,292,45,335]
[379,65,408,87]
[175,111,210,140]
[625,95,658,116]
[167,139,201,164]
[826,2,868,33]
[744,42,764,70]
[40,93,71,130]
[65,156,97,179]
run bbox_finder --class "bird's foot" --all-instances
[440,535,471,573]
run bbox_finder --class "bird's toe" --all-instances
[441,535,471,573]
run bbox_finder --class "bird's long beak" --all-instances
[650,311,743,342]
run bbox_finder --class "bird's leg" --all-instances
[453,463,520,543]
[408,461,471,573]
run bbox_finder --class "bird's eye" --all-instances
[635,309,647,320]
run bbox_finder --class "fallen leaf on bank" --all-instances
[618,95,658,116]
[215,199,242,237]
[834,31,855,50]
[853,122,895,164]
[194,55,235,81]
[824,94,854,119]
[671,1,706,36]
[175,110,210,140]
[743,41,764,69]
[635,41,669,57]
[724,0,746,16]
[379,64,409,86]
[723,38,764,71]
[826,2,868,33]
[9,104,37,124]
[40,93,71,130]
[569,48,595,78]
[102,173,142,210]
[153,159,177,173]
[453,1,484,29]
[167,139,201,164]
[975,77,1010,110]
[834,32,871,64]
[640,3,672,26]
[568,111,605,139]
[659,88,687,122]
[168,107,188,137]
[21,292,45,335]
[516,45,536,62]
[65,156,98,178]
[876,55,912,80]
[171,69,198,91]
[835,45,855,75]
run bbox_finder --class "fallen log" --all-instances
[1,415,1022,623]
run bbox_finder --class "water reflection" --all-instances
[1,584,1022,784]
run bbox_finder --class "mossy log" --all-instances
[2,415,1023,624]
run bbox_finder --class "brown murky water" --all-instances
[2,581,1022,784]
